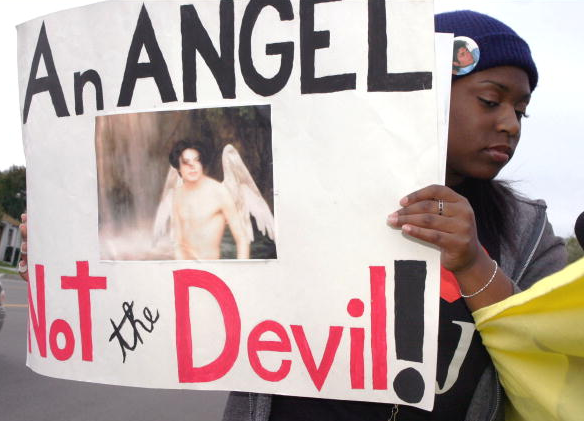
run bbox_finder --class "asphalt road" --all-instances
[0,273,229,421]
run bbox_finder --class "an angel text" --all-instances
[22,0,432,124]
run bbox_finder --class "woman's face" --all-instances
[446,66,531,186]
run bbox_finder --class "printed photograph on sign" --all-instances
[95,106,276,261]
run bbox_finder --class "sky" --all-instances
[2,0,583,237]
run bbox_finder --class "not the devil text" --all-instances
[27,260,426,402]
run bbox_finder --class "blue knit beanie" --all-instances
[435,10,538,91]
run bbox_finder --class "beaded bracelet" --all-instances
[460,259,498,298]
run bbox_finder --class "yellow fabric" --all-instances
[473,258,584,421]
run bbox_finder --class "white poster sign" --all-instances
[18,0,441,410]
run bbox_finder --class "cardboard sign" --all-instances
[18,0,442,409]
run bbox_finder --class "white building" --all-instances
[0,213,22,266]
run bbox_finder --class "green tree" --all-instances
[566,236,584,264]
[0,166,26,220]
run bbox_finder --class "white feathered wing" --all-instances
[222,144,275,242]
[152,167,182,246]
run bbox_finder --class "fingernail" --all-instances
[387,213,398,226]
[402,224,412,233]
[400,196,408,206]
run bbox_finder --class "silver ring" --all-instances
[438,199,444,216]
[18,260,28,274]
[20,242,27,255]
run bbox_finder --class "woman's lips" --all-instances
[485,145,512,163]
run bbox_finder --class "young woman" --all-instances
[219,10,567,421]
[20,10,566,421]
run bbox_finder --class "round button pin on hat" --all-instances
[452,36,480,76]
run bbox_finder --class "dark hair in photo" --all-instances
[453,39,470,62]
[169,139,211,171]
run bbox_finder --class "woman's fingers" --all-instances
[392,211,475,246]
[390,186,480,272]
[395,199,441,217]
[19,213,29,282]
[20,224,27,242]
[388,213,463,234]
[390,199,465,220]
[401,224,476,257]
[401,224,454,248]
[400,184,460,206]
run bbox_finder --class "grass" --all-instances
[0,261,18,275]
[0,261,17,269]
[0,267,17,275]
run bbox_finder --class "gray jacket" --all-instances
[222,197,567,421]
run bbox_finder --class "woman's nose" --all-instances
[496,104,521,138]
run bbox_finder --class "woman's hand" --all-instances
[18,213,28,282]
[387,184,484,272]
[387,185,513,310]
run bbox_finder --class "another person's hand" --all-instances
[18,213,28,282]
[386,184,487,273]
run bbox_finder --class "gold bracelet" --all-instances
[460,259,498,298]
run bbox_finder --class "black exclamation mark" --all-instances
[393,260,426,403]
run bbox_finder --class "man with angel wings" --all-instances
[153,139,275,260]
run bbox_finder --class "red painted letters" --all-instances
[28,264,47,356]
[370,266,388,390]
[290,325,343,391]
[247,320,292,382]
[174,269,241,382]
[173,267,394,392]
[27,261,107,362]
[61,261,107,361]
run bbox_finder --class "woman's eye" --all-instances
[478,97,498,108]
